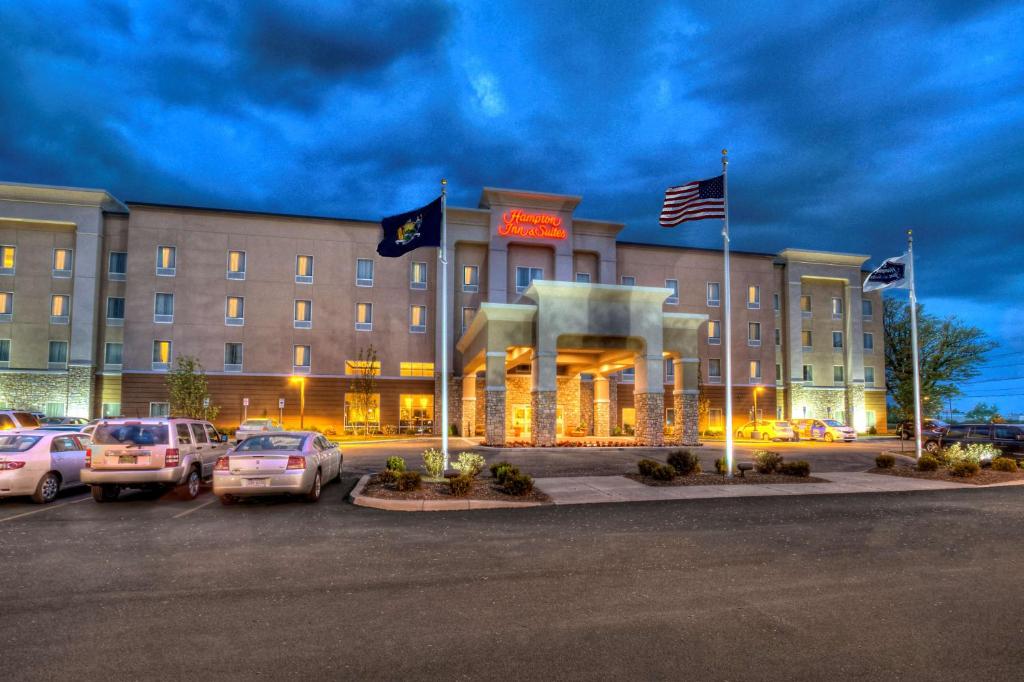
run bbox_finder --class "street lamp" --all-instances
[750,386,764,439]
[290,376,306,429]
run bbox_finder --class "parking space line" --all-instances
[172,499,216,519]
[0,494,91,523]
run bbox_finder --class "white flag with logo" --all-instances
[863,254,910,292]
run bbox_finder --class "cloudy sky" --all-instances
[2,0,1022,413]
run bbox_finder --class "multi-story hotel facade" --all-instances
[0,181,886,444]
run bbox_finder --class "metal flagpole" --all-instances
[907,229,923,460]
[722,149,734,478]
[440,178,450,470]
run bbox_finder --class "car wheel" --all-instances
[824,433,834,443]
[219,494,237,506]
[924,440,939,453]
[91,484,120,503]
[304,470,322,503]
[177,467,201,500]
[31,472,61,504]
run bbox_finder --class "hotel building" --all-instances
[0,181,886,444]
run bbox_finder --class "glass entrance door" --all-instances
[512,405,531,438]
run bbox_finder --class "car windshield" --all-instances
[822,420,843,427]
[0,435,41,452]
[93,424,169,446]
[242,420,273,427]
[236,434,306,452]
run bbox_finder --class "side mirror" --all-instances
[220,433,229,443]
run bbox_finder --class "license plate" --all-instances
[243,478,270,488]
[119,455,137,464]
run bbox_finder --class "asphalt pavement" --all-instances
[2,467,1023,681]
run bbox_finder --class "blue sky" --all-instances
[1,0,1022,414]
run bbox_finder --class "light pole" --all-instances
[291,376,306,429]
[750,386,763,439]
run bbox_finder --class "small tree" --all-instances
[166,356,219,421]
[351,345,378,435]
[964,402,1001,423]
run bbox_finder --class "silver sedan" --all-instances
[0,431,88,503]
[213,432,342,504]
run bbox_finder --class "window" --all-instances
[175,423,194,445]
[747,285,760,309]
[227,250,246,280]
[833,365,845,384]
[665,407,675,426]
[832,297,844,319]
[773,293,780,312]
[707,282,721,307]
[344,393,380,432]
[708,358,722,382]
[50,295,70,324]
[832,331,843,349]
[149,402,170,418]
[515,266,543,293]
[0,245,14,275]
[294,300,312,329]
[355,302,372,331]
[0,339,9,367]
[620,367,635,384]
[775,328,781,346]
[296,255,313,283]
[709,408,723,430]
[106,297,125,326]
[665,360,675,384]
[665,279,679,304]
[708,320,721,345]
[463,265,479,292]
[293,345,311,373]
[0,291,10,321]
[864,366,875,386]
[224,343,243,372]
[48,340,68,369]
[575,272,591,284]
[52,249,73,278]
[225,296,244,325]
[802,364,813,382]
[863,332,874,351]
[156,246,176,276]
[356,258,374,287]
[102,403,120,418]
[866,410,877,429]
[154,293,174,323]
[776,363,782,382]
[749,360,762,382]
[399,394,434,432]
[400,362,434,377]
[410,305,427,333]
[108,251,126,281]
[621,275,636,286]
[104,342,123,368]
[345,360,381,376]
[862,299,873,320]
[748,321,761,347]
[800,295,811,317]
[801,330,812,349]
[461,307,476,334]
[152,340,171,371]
[410,261,427,290]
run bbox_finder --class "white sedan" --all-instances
[0,431,89,503]
[213,432,342,504]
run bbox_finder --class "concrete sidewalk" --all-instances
[533,471,1023,505]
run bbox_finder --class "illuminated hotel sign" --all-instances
[498,209,567,240]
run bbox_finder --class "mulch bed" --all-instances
[361,475,550,503]
[869,464,1024,486]
[626,472,828,486]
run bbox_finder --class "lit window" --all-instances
[410,305,427,333]
[53,249,73,277]
[156,246,176,276]
[345,360,381,376]
[461,307,475,334]
[108,251,126,280]
[154,293,174,323]
[575,272,591,283]
[0,291,11,320]
[747,285,760,309]
[463,265,479,292]
[833,365,845,384]
[515,266,543,293]
[152,340,172,370]
[344,393,380,432]
[832,297,844,319]
[707,282,721,307]
[293,345,311,372]
[748,321,761,347]
[749,360,762,382]
[296,255,313,283]
[802,364,813,382]
[399,394,434,431]
[665,279,679,304]
[801,330,812,349]
[50,295,69,324]
[400,362,434,377]
[800,295,811,316]
[865,366,875,386]
[102,402,120,417]
[863,332,874,351]
[224,343,243,372]
[708,358,722,382]
[356,258,374,287]
[832,331,843,349]
[621,275,636,286]
[294,300,312,329]
[355,302,372,331]
[862,299,873,320]
[48,341,68,367]
[226,296,244,325]
[708,320,721,345]
[708,408,723,429]
[104,342,123,367]
[0,246,15,274]
[227,251,246,280]
[410,261,427,290]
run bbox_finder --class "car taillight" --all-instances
[0,461,26,470]
[84,447,92,468]
[214,456,229,471]
[286,456,305,470]
[164,448,180,467]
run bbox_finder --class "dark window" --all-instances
[994,426,1019,440]
[176,423,193,445]
[14,412,39,427]
[190,423,209,444]
[944,426,965,440]
[968,425,991,439]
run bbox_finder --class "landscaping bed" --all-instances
[362,474,550,503]
[627,472,827,486]
[869,463,1024,486]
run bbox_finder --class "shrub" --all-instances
[875,454,896,469]
[940,443,998,467]
[916,454,940,472]
[779,460,811,477]
[422,448,445,480]
[991,457,1018,472]
[376,469,399,485]
[395,471,422,491]
[493,464,519,483]
[382,424,398,436]
[448,475,473,497]
[667,450,701,475]
[489,461,512,478]
[949,460,980,477]
[452,452,486,478]
[385,456,406,472]
[651,464,677,481]
[503,472,534,496]
[611,426,623,437]
[714,456,730,475]
[868,425,878,435]
[753,450,783,474]
[637,458,662,477]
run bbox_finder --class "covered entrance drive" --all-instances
[456,281,706,446]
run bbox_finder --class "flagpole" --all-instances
[440,178,450,470]
[908,229,923,460]
[722,149,734,478]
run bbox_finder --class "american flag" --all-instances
[659,174,725,227]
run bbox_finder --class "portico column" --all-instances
[484,352,507,446]
[461,373,477,439]
[633,353,665,446]
[678,358,700,446]
[530,350,557,447]
[593,375,610,437]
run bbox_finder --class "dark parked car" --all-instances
[895,419,949,453]
[940,423,1024,461]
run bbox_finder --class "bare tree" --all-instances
[351,345,379,435]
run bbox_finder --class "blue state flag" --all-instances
[377,196,443,258]
[863,254,909,292]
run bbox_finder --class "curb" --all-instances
[348,474,547,512]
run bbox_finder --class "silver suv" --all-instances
[81,418,229,502]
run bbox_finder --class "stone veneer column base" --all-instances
[681,392,699,446]
[594,400,610,437]
[461,398,476,440]
[531,390,557,447]
[634,392,665,446]
[484,390,506,446]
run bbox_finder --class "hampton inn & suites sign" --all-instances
[497,209,567,240]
